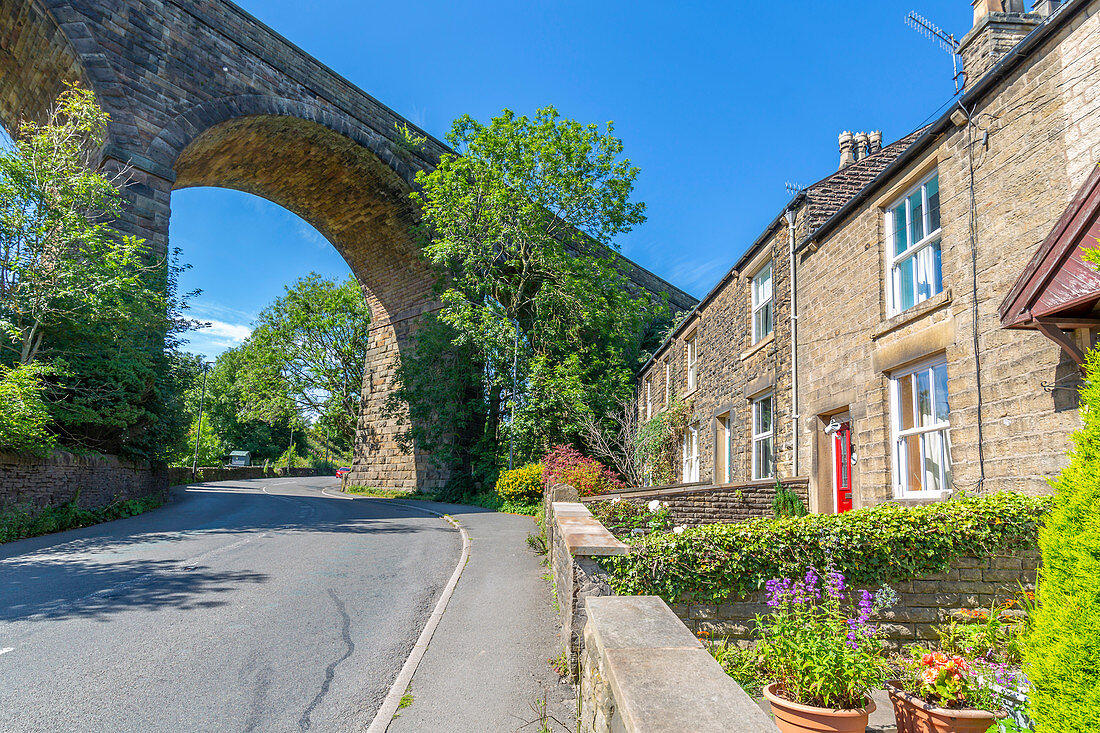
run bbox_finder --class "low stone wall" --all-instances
[579,595,778,733]
[584,478,809,527]
[164,465,321,486]
[672,549,1040,648]
[0,451,166,510]
[546,499,627,678]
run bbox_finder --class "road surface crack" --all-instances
[298,589,355,731]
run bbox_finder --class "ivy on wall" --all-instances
[637,397,693,486]
[602,493,1050,603]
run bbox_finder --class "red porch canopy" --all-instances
[1000,163,1100,365]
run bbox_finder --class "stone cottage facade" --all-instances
[639,0,1100,514]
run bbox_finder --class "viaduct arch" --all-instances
[0,0,697,489]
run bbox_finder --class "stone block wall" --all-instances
[585,479,809,527]
[0,451,166,511]
[544,491,626,678]
[578,595,778,733]
[674,549,1040,648]
[164,465,321,486]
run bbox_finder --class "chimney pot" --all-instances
[869,131,882,155]
[854,132,870,161]
[972,0,1004,24]
[838,131,855,170]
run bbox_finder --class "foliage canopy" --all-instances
[399,105,666,490]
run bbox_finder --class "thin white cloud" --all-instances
[201,319,252,342]
[188,301,257,324]
[294,219,330,250]
[667,257,728,295]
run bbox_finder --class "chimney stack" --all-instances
[869,130,882,155]
[838,131,855,170]
[1031,0,1063,16]
[959,0,1041,85]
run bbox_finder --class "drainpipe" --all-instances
[784,207,800,478]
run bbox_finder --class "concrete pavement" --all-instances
[381,501,572,733]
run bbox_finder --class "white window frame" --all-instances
[751,393,774,480]
[681,424,699,483]
[889,356,952,499]
[645,376,652,420]
[751,261,774,344]
[887,171,943,316]
[685,332,698,392]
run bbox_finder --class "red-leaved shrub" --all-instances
[542,445,626,497]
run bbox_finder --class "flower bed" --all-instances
[602,492,1049,603]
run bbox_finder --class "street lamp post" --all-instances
[190,361,213,480]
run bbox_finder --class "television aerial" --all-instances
[906,11,964,93]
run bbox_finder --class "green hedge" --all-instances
[603,492,1049,603]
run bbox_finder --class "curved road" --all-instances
[0,477,460,732]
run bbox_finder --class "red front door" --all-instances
[833,420,853,513]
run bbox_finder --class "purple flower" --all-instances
[825,570,845,600]
[765,577,793,607]
[857,590,873,623]
[790,567,820,604]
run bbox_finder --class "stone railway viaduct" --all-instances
[1,0,695,489]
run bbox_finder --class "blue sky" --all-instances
[171,0,976,357]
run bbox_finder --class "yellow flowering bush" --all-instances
[494,463,544,502]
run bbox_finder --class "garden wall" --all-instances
[546,499,626,677]
[672,549,1040,648]
[547,498,778,732]
[0,450,166,510]
[164,465,320,486]
[583,478,808,527]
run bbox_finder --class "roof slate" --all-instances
[801,127,929,235]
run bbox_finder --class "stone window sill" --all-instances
[740,333,774,361]
[873,289,953,341]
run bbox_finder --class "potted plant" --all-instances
[887,649,1006,733]
[755,568,895,733]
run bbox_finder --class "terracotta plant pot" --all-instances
[763,683,875,733]
[886,681,1005,733]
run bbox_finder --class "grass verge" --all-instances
[343,485,541,516]
[0,492,166,544]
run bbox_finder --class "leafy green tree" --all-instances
[403,106,663,487]
[167,416,224,468]
[234,274,369,452]
[0,84,161,365]
[0,363,55,454]
[162,348,296,464]
[0,84,192,459]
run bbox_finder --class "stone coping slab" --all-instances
[586,595,701,651]
[552,502,628,556]
[586,596,779,733]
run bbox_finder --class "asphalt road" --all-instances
[0,477,460,733]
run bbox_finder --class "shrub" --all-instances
[771,481,807,518]
[495,463,544,502]
[0,492,164,544]
[589,497,672,539]
[0,363,56,455]
[1025,351,1100,732]
[602,492,1049,603]
[542,444,625,497]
